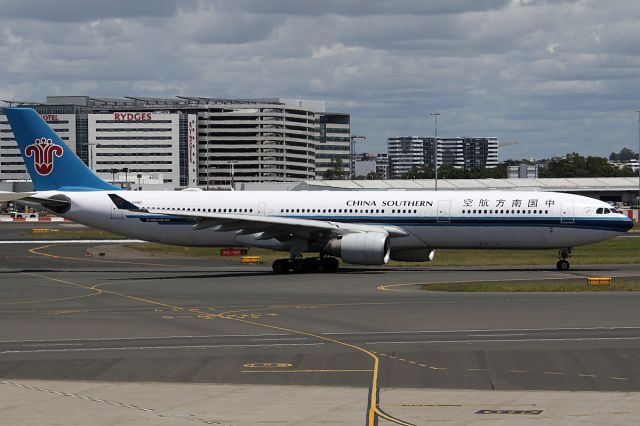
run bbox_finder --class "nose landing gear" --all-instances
[556,247,572,271]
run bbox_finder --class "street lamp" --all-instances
[227,160,237,189]
[350,135,366,179]
[636,111,640,203]
[430,112,442,191]
[122,167,129,190]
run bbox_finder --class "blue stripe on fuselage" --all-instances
[125,214,632,232]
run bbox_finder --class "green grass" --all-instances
[25,228,125,239]
[422,278,640,292]
[126,236,640,267]
[128,243,286,262]
[391,237,640,267]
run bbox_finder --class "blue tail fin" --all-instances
[5,108,119,191]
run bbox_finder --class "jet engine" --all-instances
[323,232,390,265]
[390,248,435,262]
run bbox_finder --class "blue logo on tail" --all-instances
[5,108,120,192]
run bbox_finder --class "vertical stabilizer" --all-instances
[5,108,119,191]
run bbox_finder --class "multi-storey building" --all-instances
[88,112,197,189]
[387,136,435,179]
[315,113,351,179]
[387,136,498,178]
[1,96,349,188]
[375,153,389,179]
[458,137,498,169]
[197,98,321,185]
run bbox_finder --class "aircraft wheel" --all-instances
[292,259,307,273]
[272,259,290,273]
[303,258,320,272]
[320,257,340,272]
[556,260,570,271]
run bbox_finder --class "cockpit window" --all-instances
[596,208,603,214]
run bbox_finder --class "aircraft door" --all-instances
[437,200,451,222]
[561,202,574,223]
[257,202,266,216]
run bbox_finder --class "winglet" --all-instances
[108,193,147,212]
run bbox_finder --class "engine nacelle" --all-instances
[390,248,435,262]
[323,232,390,265]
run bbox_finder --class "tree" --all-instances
[322,156,348,180]
[609,148,637,162]
[404,165,434,179]
[540,152,636,178]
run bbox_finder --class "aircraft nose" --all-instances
[624,217,635,231]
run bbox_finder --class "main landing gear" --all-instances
[272,256,340,274]
[556,247,572,271]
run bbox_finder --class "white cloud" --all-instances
[0,0,639,159]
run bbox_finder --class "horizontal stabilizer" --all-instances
[108,194,146,212]
[0,192,35,202]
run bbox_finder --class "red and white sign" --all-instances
[113,112,152,121]
[220,248,247,256]
[40,114,59,122]
[24,138,64,176]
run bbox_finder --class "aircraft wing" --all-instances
[108,193,408,241]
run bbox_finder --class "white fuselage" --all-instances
[43,190,632,252]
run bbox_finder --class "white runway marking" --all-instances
[364,337,640,345]
[0,333,292,344]
[1,342,324,354]
[322,326,640,335]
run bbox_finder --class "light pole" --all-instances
[228,160,237,189]
[636,111,640,203]
[430,112,441,191]
[350,135,366,179]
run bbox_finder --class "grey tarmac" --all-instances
[1,224,640,424]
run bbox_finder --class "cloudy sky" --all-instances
[1,0,639,160]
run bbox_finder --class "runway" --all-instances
[1,224,640,424]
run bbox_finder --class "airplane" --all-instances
[0,107,634,273]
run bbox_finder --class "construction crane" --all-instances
[499,140,520,148]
